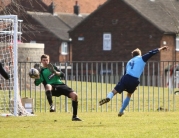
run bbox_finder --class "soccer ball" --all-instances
[29,68,39,78]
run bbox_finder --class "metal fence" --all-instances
[18,61,179,113]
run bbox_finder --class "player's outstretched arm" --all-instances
[142,46,169,62]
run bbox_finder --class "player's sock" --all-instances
[72,101,78,118]
[46,90,53,106]
[119,97,130,113]
[107,92,114,99]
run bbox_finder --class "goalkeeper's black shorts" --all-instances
[51,84,74,98]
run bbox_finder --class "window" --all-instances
[103,33,111,51]
[30,40,36,43]
[176,37,179,51]
[61,42,68,55]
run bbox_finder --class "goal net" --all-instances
[0,15,32,116]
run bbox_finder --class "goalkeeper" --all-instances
[33,54,82,121]
[0,62,9,80]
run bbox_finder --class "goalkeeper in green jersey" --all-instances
[34,54,82,121]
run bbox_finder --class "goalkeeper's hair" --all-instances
[131,48,142,57]
[41,54,50,61]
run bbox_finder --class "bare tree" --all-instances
[0,0,50,41]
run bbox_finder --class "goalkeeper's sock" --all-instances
[107,92,114,99]
[46,90,53,106]
[119,96,130,113]
[72,101,78,118]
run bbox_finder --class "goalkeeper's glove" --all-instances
[47,63,56,74]
[47,63,65,79]
[29,71,40,79]
[33,75,40,79]
[29,74,40,79]
[59,72,65,80]
[34,63,43,72]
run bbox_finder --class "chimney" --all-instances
[74,1,80,15]
[49,2,55,15]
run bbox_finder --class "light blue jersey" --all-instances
[126,56,146,78]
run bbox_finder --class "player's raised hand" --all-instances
[47,63,56,74]
[158,46,169,51]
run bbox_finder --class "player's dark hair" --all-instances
[41,54,49,61]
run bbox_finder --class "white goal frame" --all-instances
[0,15,18,116]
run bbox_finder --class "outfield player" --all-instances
[99,46,168,117]
[34,54,82,121]
[0,62,10,80]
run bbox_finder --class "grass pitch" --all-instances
[0,112,179,138]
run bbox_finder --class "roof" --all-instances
[57,13,88,28]
[27,12,88,41]
[70,0,179,34]
[124,0,179,33]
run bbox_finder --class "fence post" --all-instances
[65,62,68,112]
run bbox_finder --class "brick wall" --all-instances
[18,43,44,62]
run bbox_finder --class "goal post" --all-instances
[0,15,18,116]
[0,15,31,116]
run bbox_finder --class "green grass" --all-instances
[0,112,179,138]
[1,80,179,137]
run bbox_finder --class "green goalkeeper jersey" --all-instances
[34,67,64,86]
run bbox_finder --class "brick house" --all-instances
[1,0,179,64]
[67,0,179,76]
[23,11,87,63]
[0,0,106,62]
[69,0,179,63]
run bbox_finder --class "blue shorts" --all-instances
[114,74,139,94]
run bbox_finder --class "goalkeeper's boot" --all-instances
[99,98,110,106]
[72,116,82,121]
[118,112,124,117]
[50,105,56,112]
[47,63,56,74]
